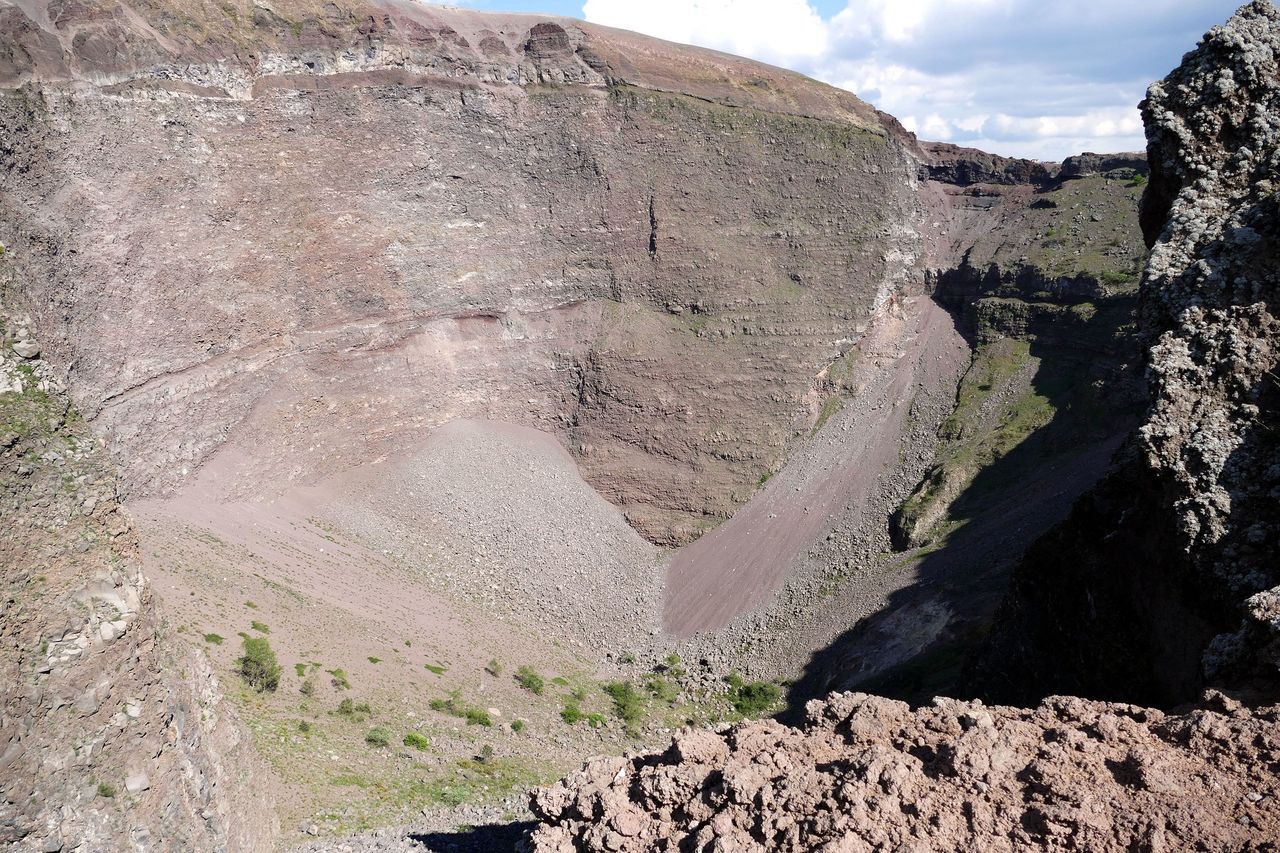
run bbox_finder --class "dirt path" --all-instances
[663,296,969,638]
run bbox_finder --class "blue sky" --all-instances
[429,0,1244,160]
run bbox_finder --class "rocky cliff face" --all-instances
[0,0,920,546]
[0,303,273,850]
[525,4,1280,850]
[968,0,1280,707]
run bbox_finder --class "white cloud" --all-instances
[581,0,1241,160]
[581,0,827,66]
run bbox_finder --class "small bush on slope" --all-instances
[237,636,281,692]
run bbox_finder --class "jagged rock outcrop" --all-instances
[529,691,1280,852]
[0,308,274,850]
[1058,152,1148,179]
[968,0,1280,706]
[918,141,1052,186]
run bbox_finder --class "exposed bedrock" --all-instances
[0,0,921,548]
[529,691,1280,853]
[969,0,1280,708]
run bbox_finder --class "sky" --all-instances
[432,0,1245,161]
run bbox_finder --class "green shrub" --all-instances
[430,692,492,726]
[202,633,224,646]
[661,653,686,679]
[237,636,281,692]
[336,698,372,721]
[726,673,781,717]
[560,703,584,725]
[244,601,257,609]
[297,720,312,734]
[514,666,545,695]
[602,681,644,729]
[403,731,430,751]
[300,678,315,697]
[551,676,569,687]
[586,713,607,728]
[250,620,269,634]
[97,782,116,798]
[365,727,390,747]
[294,662,307,678]
[367,656,381,664]
[328,668,350,690]
[486,659,503,677]
[510,719,525,733]
[424,662,447,675]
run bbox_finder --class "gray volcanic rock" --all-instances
[528,691,1280,852]
[1058,151,1148,179]
[918,141,1053,186]
[969,0,1280,705]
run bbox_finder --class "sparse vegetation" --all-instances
[294,662,307,677]
[97,782,116,799]
[644,674,679,704]
[514,666,545,695]
[367,656,381,664]
[250,620,269,634]
[328,668,351,690]
[403,731,430,751]
[510,719,525,733]
[726,673,781,717]
[365,727,390,748]
[602,681,645,730]
[430,692,493,727]
[424,662,447,675]
[486,659,503,677]
[560,702,584,725]
[244,601,257,609]
[299,678,316,697]
[202,633,224,645]
[336,698,372,721]
[237,636,281,692]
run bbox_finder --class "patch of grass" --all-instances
[811,394,844,435]
[403,731,430,751]
[365,727,390,748]
[367,656,381,664]
[336,699,373,721]
[485,659,503,677]
[510,719,525,734]
[429,692,492,727]
[250,620,269,634]
[244,601,257,609]
[328,668,351,690]
[644,674,679,704]
[586,713,607,728]
[97,782,116,799]
[297,720,312,734]
[725,673,781,718]
[602,681,645,731]
[560,702,584,725]
[551,676,569,687]
[202,633,224,645]
[424,663,447,675]
[294,662,308,678]
[300,678,316,697]
[661,653,686,679]
[514,666,545,695]
[237,636,281,693]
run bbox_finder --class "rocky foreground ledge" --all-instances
[529,692,1280,852]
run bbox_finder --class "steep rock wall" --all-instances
[969,0,1280,707]
[0,0,921,545]
[0,303,273,851]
